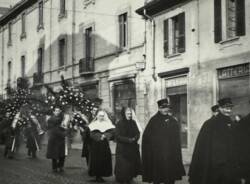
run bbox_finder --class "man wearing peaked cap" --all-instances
[189,97,249,184]
[142,98,185,184]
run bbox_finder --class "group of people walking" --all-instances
[1,96,250,184]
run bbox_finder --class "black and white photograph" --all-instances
[0,0,249,184]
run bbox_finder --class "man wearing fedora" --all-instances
[142,98,185,184]
[189,97,246,184]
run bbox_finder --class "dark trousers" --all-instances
[52,157,65,170]
[28,149,36,158]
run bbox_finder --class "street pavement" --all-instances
[0,144,189,184]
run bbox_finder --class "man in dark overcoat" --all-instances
[1,111,14,158]
[46,106,66,173]
[189,98,247,184]
[236,102,250,184]
[142,98,185,184]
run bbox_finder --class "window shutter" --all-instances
[214,0,222,43]
[119,15,124,49]
[236,0,245,36]
[178,13,185,53]
[163,19,169,57]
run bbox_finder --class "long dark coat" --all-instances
[46,115,66,159]
[81,127,90,163]
[114,119,141,182]
[0,118,14,149]
[236,113,250,181]
[25,122,39,152]
[142,112,185,183]
[188,113,242,184]
[88,129,114,177]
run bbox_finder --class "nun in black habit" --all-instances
[88,110,115,182]
[142,99,185,184]
[115,107,142,183]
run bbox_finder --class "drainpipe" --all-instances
[1,27,4,97]
[196,0,201,69]
[143,9,157,81]
[49,0,52,82]
[71,0,76,84]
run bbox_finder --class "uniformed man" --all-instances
[189,97,246,184]
[142,98,185,184]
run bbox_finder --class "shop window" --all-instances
[218,63,250,116]
[113,80,136,121]
[167,85,188,148]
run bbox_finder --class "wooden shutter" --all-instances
[39,2,43,25]
[22,13,25,34]
[178,13,185,53]
[119,15,124,49]
[163,19,169,57]
[236,0,245,36]
[38,48,43,74]
[214,0,222,43]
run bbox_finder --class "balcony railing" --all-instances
[79,57,95,75]
[33,72,44,85]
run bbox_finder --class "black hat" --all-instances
[218,98,234,107]
[157,98,170,108]
[211,105,219,112]
[93,98,103,106]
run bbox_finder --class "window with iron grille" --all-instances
[214,0,245,43]
[21,56,26,77]
[38,1,44,28]
[118,13,128,49]
[164,13,185,57]
[59,38,66,67]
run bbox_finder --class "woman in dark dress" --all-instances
[46,106,66,173]
[115,107,141,184]
[88,110,115,182]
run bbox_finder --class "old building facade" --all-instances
[0,0,250,163]
[136,0,250,163]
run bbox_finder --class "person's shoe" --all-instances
[52,169,58,173]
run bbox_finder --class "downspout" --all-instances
[1,27,4,97]
[49,0,52,82]
[196,0,201,69]
[71,0,76,84]
[143,9,157,81]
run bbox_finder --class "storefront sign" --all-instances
[218,63,250,79]
[165,76,187,87]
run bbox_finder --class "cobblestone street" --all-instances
[0,144,189,184]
